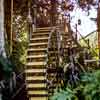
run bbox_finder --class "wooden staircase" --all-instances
[25,27,51,100]
[25,27,78,100]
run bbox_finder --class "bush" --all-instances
[50,70,100,100]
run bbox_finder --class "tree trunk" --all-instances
[0,0,6,57]
[97,2,100,64]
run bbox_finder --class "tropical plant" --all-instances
[50,87,78,100]
[79,70,100,100]
[50,70,100,100]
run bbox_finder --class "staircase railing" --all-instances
[46,26,61,65]
[67,31,86,72]
[45,26,62,95]
[77,30,99,58]
[45,16,97,95]
[45,24,81,93]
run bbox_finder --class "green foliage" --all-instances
[50,70,100,100]
[0,54,14,79]
[79,70,100,100]
[50,87,78,100]
[10,15,28,72]
[10,40,28,72]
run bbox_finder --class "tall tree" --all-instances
[97,1,100,63]
[0,0,6,58]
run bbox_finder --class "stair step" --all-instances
[27,56,57,62]
[27,83,46,88]
[27,79,46,83]
[27,86,47,91]
[30,37,48,41]
[29,43,48,49]
[27,83,55,90]
[27,55,47,59]
[33,30,51,33]
[30,97,47,100]
[27,54,46,62]
[28,51,46,56]
[35,27,58,32]
[33,26,59,35]
[26,62,46,66]
[29,43,48,46]
[26,76,46,81]
[35,28,51,31]
[27,58,46,62]
[25,69,46,73]
[36,27,53,30]
[30,38,48,43]
[28,87,47,91]
[28,90,47,95]
[26,65,46,69]
[28,94,48,98]
[32,33,49,38]
[28,48,47,52]
[32,32,49,35]
[26,72,46,77]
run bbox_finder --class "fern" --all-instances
[50,70,100,100]
[50,87,78,100]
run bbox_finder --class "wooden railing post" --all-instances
[33,4,37,32]
[27,0,33,39]
[50,0,57,26]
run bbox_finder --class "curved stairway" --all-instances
[25,27,78,100]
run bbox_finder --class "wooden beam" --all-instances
[84,59,100,63]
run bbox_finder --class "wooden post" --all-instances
[51,0,57,26]
[10,0,13,55]
[27,0,33,40]
[33,4,37,31]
